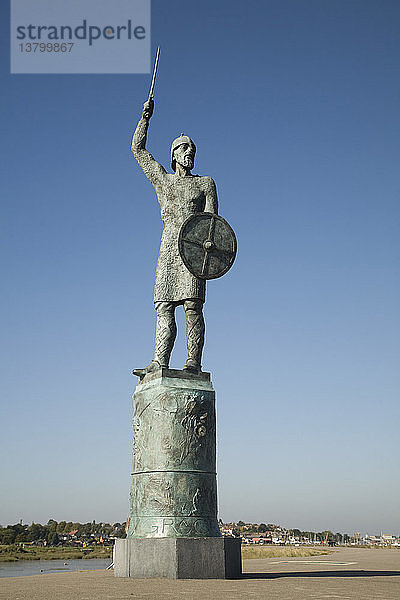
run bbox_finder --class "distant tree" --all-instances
[15,524,29,542]
[47,531,59,546]
[237,521,245,527]
[56,521,66,534]
[258,523,268,533]
[47,519,58,531]
[113,523,127,538]
[292,529,302,539]
[85,522,93,535]
[0,527,17,545]
[321,531,334,543]
[64,522,74,534]
[103,523,113,535]
[27,523,46,541]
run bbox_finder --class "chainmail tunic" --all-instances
[132,118,218,303]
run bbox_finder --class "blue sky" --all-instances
[1,0,399,535]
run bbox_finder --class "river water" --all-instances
[0,558,112,578]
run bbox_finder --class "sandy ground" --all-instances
[1,547,399,600]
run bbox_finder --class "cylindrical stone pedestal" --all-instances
[127,369,221,539]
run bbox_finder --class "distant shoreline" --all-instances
[0,545,112,563]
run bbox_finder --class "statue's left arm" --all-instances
[204,177,218,214]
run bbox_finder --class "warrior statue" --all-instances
[113,51,241,579]
[131,96,218,377]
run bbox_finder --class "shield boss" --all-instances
[178,213,237,280]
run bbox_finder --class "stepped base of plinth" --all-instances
[113,537,242,579]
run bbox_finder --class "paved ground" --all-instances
[1,547,399,599]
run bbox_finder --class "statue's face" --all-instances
[173,142,196,171]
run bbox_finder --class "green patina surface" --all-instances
[127,370,221,539]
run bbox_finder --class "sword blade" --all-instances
[148,46,160,99]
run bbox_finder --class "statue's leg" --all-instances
[154,301,177,367]
[132,301,176,378]
[183,299,204,374]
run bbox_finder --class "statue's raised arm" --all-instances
[131,98,167,189]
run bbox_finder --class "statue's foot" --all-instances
[132,360,162,378]
[183,359,201,375]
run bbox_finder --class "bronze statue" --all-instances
[131,52,236,378]
[131,97,219,376]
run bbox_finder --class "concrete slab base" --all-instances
[114,537,242,579]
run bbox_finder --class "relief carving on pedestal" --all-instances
[179,393,209,464]
[133,389,215,472]
[143,476,174,514]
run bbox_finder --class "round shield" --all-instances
[178,213,237,280]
